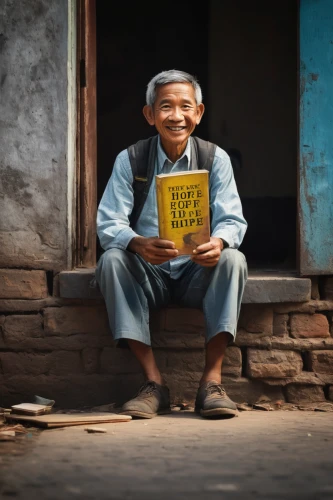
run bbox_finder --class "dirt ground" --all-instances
[1,409,333,500]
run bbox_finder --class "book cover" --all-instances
[156,169,210,255]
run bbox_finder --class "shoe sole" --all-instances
[118,408,172,419]
[197,408,238,418]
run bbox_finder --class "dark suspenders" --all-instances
[127,135,217,228]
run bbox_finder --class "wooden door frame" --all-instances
[76,0,97,268]
[76,1,308,274]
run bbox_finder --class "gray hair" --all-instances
[146,69,203,107]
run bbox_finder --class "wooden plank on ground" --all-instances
[5,412,131,428]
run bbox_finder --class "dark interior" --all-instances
[96,1,298,269]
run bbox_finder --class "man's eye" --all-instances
[161,105,170,110]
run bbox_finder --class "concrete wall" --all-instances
[0,0,72,271]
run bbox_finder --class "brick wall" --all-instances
[1,270,333,408]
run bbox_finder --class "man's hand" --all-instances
[128,236,178,264]
[191,236,224,267]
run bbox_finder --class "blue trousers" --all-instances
[95,248,248,346]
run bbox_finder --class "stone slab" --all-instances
[247,349,303,378]
[285,384,326,404]
[59,268,101,299]
[44,306,111,336]
[290,313,330,338]
[308,350,333,374]
[242,274,311,303]
[0,269,47,299]
[59,269,312,304]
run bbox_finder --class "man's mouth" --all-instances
[167,126,185,131]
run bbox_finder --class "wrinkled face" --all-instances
[143,82,204,148]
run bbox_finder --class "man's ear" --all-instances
[143,105,155,125]
[196,103,205,125]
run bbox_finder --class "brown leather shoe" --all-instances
[195,381,238,418]
[119,381,171,419]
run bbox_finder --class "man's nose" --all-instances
[169,108,183,120]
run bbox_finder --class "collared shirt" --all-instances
[97,136,247,278]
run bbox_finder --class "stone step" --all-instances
[59,268,311,303]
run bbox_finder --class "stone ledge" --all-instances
[235,334,333,350]
[59,268,312,304]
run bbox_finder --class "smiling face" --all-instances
[143,82,205,162]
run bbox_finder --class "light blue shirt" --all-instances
[97,136,247,278]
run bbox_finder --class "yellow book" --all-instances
[156,169,210,255]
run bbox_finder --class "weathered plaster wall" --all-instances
[299,0,333,275]
[0,0,70,271]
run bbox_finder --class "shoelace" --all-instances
[137,381,157,397]
[206,384,227,397]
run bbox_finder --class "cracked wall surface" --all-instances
[0,0,69,271]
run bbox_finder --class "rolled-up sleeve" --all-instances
[209,147,247,248]
[97,150,139,251]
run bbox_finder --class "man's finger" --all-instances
[151,249,178,258]
[153,238,176,249]
[192,250,219,260]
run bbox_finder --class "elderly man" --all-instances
[96,69,248,419]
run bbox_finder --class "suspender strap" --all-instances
[128,135,158,228]
[127,135,216,228]
[191,136,217,173]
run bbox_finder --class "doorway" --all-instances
[95,0,298,269]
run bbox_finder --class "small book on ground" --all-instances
[156,169,210,255]
[11,403,52,415]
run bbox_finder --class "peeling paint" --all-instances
[300,74,306,97]
[299,0,333,275]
